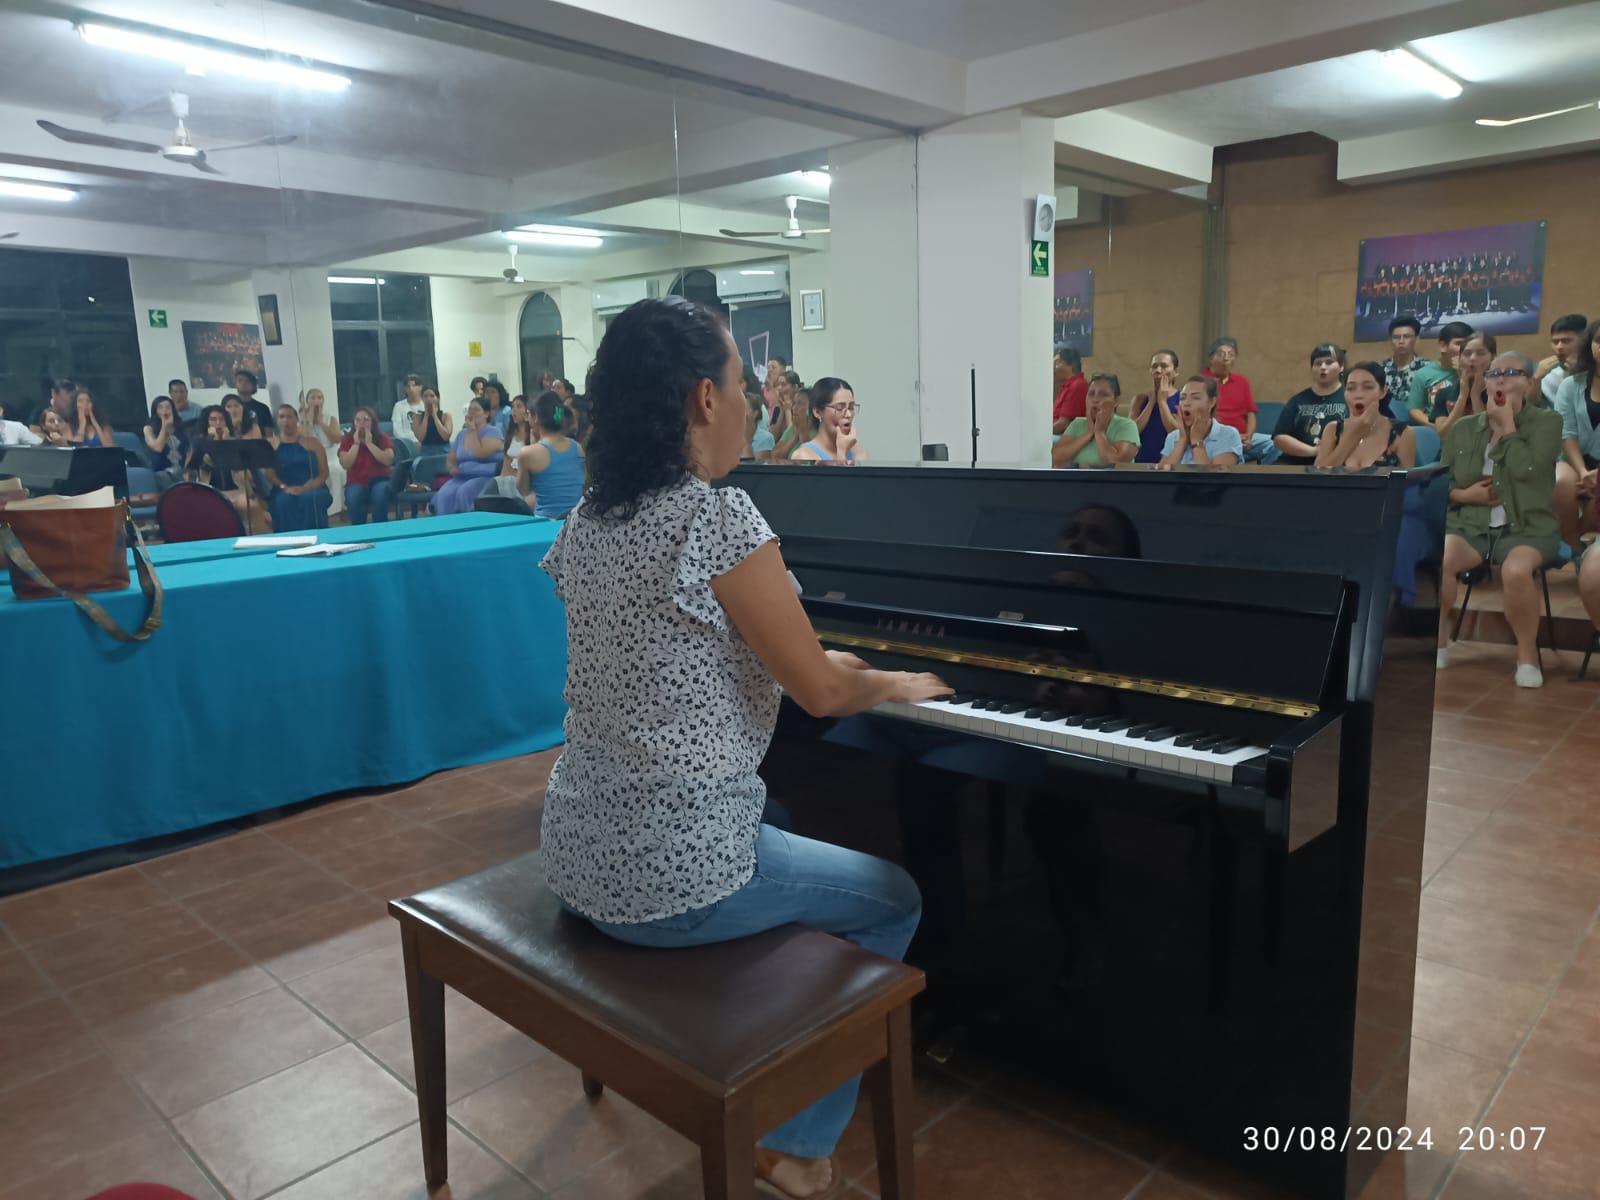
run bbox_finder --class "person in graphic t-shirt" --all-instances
[1274,343,1349,465]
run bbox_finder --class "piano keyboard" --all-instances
[874,694,1268,784]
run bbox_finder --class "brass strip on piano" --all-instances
[816,629,1320,719]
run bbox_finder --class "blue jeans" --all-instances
[345,478,392,524]
[585,824,921,1158]
[1243,432,1281,464]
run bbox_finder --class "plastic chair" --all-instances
[473,494,535,516]
[1449,553,1564,668]
[397,452,449,518]
[1412,425,1442,467]
[124,465,161,524]
[1255,402,1285,436]
[1580,630,1597,681]
[113,430,151,467]
[156,482,245,543]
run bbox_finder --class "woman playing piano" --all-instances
[540,296,948,1199]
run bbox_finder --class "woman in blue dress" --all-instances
[266,403,331,531]
[432,396,504,515]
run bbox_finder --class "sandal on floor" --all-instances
[754,1151,844,1200]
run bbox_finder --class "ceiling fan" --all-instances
[36,92,295,175]
[721,194,830,240]
[475,242,527,285]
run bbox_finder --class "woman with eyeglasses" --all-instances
[791,377,866,464]
[1437,351,1563,688]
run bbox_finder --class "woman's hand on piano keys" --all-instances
[825,650,872,671]
[885,672,955,704]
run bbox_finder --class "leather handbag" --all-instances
[0,499,164,642]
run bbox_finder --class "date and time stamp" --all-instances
[1243,1126,1547,1154]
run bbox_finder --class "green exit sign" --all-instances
[148,309,168,328]
[1030,240,1049,277]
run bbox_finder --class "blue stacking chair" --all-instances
[113,430,151,467]
[397,451,449,518]
[1412,425,1441,466]
[124,465,160,525]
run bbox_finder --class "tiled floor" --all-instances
[1,643,1596,1200]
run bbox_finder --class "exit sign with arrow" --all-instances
[1030,240,1049,277]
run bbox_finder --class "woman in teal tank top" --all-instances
[518,390,586,517]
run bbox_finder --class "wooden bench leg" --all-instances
[701,1103,755,1200]
[864,1004,915,1200]
[400,925,448,1189]
[581,1072,604,1100]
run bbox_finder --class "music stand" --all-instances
[199,438,277,534]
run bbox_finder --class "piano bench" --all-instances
[388,854,925,1200]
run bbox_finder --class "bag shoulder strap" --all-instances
[0,512,163,643]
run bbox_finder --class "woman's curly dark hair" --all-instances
[583,295,732,519]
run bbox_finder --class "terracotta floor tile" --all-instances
[1467,680,1600,714]
[361,988,546,1102]
[1409,958,1547,1067]
[1382,1038,1504,1134]
[1498,766,1600,834]
[287,942,410,1037]
[269,1122,539,1200]
[366,853,504,902]
[1125,1175,1213,1200]
[1357,1146,1455,1200]
[1451,701,1586,735]
[228,891,393,982]
[137,831,304,900]
[0,946,52,1014]
[1426,767,1512,813]
[28,902,213,991]
[1423,802,1493,863]
[1457,814,1600,880]
[1427,739,1545,785]
[115,986,345,1116]
[549,1122,700,1200]
[1512,991,1600,1097]
[0,1057,162,1184]
[1552,929,1600,1005]
[968,1059,1173,1166]
[1364,835,1427,893]
[1448,1068,1600,1199]
[68,938,277,1043]
[173,1043,415,1200]
[448,1054,660,1192]
[0,996,99,1088]
[265,799,421,858]
[376,773,517,824]
[0,1127,221,1200]
[183,858,357,941]
[832,1060,973,1185]
[430,799,543,858]
[1415,895,1588,986]
[0,866,167,946]
[905,1092,1148,1200]
[1431,713,1568,756]
[314,827,475,893]
[1423,850,1600,926]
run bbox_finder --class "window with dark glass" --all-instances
[329,273,437,422]
[519,292,565,393]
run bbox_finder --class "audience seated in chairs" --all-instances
[1131,349,1182,464]
[746,391,775,461]
[517,390,585,518]
[391,373,428,446]
[484,394,538,502]
[70,387,114,447]
[1158,376,1242,468]
[432,396,503,515]
[1202,336,1278,464]
[143,395,189,487]
[1274,343,1348,465]
[1314,362,1416,470]
[791,377,865,464]
[1,402,43,445]
[339,405,395,525]
[772,376,814,462]
[298,387,345,516]
[1552,317,1600,556]
[1409,321,1474,429]
[414,384,452,448]
[482,380,513,438]
[1053,372,1139,468]
[36,407,73,446]
[267,404,331,532]
[187,404,269,531]
[1435,331,1495,438]
[1437,351,1563,688]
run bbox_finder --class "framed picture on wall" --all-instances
[800,288,825,331]
[1354,221,1545,342]
[181,321,267,389]
[258,294,282,346]
[1053,268,1093,355]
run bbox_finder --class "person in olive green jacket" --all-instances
[1437,351,1564,688]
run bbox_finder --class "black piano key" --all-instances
[998,701,1028,714]
[1125,722,1161,738]
[1141,725,1179,741]
[1099,718,1133,732]
[1080,716,1114,730]
[971,698,996,709]
[1191,735,1227,752]
[1039,710,1065,722]
[1023,707,1045,718]
[1060,714,1087,725]
[951,692,978,705]
[1212,737,1248,754]
[1172,732,1208,747]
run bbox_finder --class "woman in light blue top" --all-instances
[518,390,585,518]
[1157,375,1242,468]
[432,396,504,515]
[791,377,865,464]
[1552,317,1600,554]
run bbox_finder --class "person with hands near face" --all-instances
[431,395,504,515]
[338,405,395,524]
[143,395,189,483]
[1315,362,1415,470]
[1436,332,1496,438]
[1551,317,1600,557]
[1157,376,1242,469]
[1437,351,1564,687]
[1053,372,1139,467]
[414,385,452,447]
[298,388,342,446]
[539,296,945,1200]
[391,374,427,445]
[1131,349,1182,463]
[38,407,73,447]
[791,377,865,464]
[70,388,114,447]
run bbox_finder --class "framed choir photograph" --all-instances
[1354,221,1545,342]
[258,293,283,346]
[181,321,267,389]
[1053,268,1094,355]
[800,288,825,331]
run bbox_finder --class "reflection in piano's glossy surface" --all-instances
[729,464,1443,1199]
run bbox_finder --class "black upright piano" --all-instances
[727,463,1440,1199]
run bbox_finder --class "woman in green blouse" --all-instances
[1437,351,1564,688]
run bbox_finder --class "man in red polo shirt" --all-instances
[1201,336,1279,463]
[1051,344,1087,435]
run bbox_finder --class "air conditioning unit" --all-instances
[716,262,789,305]
[591,277,656,315]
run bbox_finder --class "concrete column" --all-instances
[250,268,337,416]
[916,109,1056,467]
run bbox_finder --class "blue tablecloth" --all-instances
[0,513,568,868]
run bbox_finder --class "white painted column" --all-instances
[916,109,1056,467]
[250,268,337,416]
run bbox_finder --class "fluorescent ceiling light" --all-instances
[514,223,607,238]
[78,22,351,93]
[328,275,384,284]
[505,229,603,248]
[0,178,76,202]
[1476,101,1595,128]
[1380,48,1462,99]
[739,269,776,276]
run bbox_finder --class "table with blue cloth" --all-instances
[0,512,567,870]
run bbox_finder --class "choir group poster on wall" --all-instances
[181,321,268,390]
[1053,269,1094,355]
[1353,221,1545,342]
